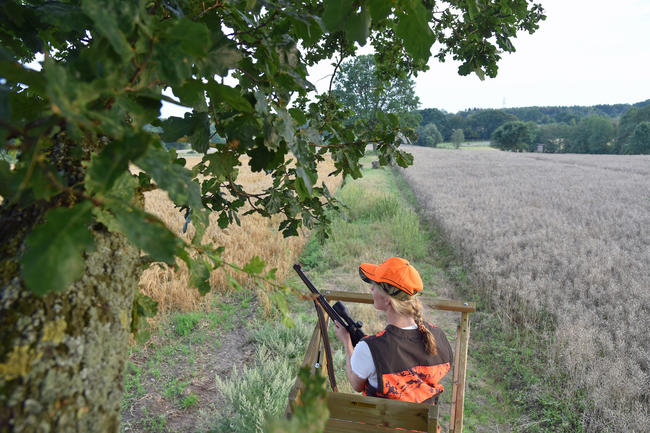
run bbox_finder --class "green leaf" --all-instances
[295,166,313,197]
[246,142,287,172]
[37,1,91,32]
[161,113,194,142]
[204,150,239,178]
[111,204,179,264]
[166,18,211,57]
[21,201,95,296]
[294,176,310,201]
[322,0,354,32]
[189,258,212,295]
[207,83,253,113]
[86,133,151,195]
[0,159,17,199]
[273,292,295,328]
[265,267,278,280]
[345,7,371,45]
[369,0,393,22]
[226,274,243,291]
[203,41,242,77]
[288,108,307,125]
[0,60,46,92]
[135,143,203,210]
[190,112,211,153]
[466,0,479,20]
[81,0,133,60]
[396,2,435,61]
[243,256,266,274]
[173,80,208,111]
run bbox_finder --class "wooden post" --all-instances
[285,323,322,416]
[452,312,470,433]
[449,324,462,433]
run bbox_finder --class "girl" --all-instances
[334,257,453,404]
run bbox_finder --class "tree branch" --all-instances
[193,1,224,21]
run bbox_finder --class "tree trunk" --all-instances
[1,203,141,433]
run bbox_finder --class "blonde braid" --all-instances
[413,299,437,355]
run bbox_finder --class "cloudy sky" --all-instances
[306,0,650,114]
[410,0,650,112]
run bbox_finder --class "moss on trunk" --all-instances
[1,216,141,433]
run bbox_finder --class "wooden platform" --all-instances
[287,291,475,433]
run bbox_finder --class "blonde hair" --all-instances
[377,282,437,355]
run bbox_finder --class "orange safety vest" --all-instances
[363,322,453,404]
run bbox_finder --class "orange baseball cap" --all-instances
[359,257,423,296]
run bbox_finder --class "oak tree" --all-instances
[0,0,544,431]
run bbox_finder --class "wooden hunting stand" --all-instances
[286,290,476,433]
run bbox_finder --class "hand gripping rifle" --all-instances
[293,264,366,347]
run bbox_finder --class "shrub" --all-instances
[491,121,533,152]
[213,348,295,433]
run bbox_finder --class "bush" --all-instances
[622,121,650,154]
[416,122,443,147]
[490,121,533,152]
[213,348,295,433]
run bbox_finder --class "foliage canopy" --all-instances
[0,0,545,301]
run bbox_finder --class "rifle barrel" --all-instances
[293,264,345,325]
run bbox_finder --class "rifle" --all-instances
[293,264,366,347]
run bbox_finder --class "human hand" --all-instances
[334,320,351,346]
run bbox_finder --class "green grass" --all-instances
[172,311,202,337]
[434,140,495,150]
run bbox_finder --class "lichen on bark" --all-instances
[1,221,141,433]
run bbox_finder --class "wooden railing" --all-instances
[286,291,475,433]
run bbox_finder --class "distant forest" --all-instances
[414,99,650,154]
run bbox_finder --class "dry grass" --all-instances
[139,155,341,313]
[401,147,650,433]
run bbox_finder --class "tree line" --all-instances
[329,55,650,155]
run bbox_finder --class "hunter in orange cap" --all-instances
[334,257,453,408]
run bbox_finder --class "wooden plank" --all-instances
[321,290,476,312]
[322,290,373,304]
[325,418,424,433]
[326,392,429,431]
[449,324,462,433]
[429,299,476,313]
[452,312,471,433]
[285,324,322,416]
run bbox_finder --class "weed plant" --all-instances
[173,311,202,336]
[213,348,297,433]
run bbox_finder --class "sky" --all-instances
[154,0,650,117]
[306,0,650,114]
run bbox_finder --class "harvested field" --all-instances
[140,156,341,312]
[401,147,650,433]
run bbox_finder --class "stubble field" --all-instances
[401,147,650,433]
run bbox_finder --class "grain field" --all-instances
[401,147,650,433]
[140,155,341,312]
